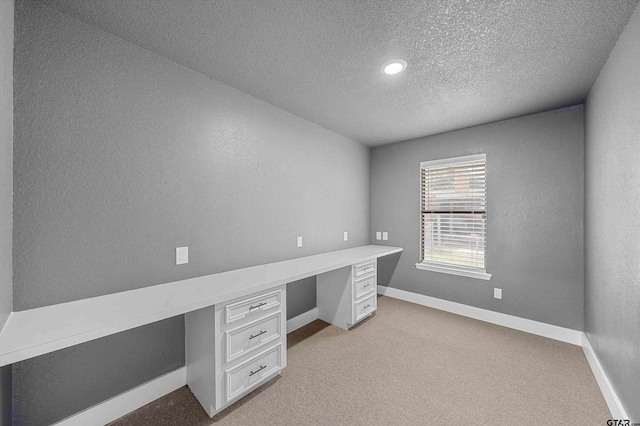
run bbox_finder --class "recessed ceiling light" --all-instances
[381,58,407,75]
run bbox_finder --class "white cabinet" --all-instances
[317,260,377,330]
[185,286,287,417]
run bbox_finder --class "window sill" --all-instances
[415,262,492,280]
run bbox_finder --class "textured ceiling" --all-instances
[39,0,639,146]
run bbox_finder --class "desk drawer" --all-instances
[353,260,376,278]
[225,311,282,364]
[353,274,376,299]
[354,294,376,322]
[225,290,282,325]
[225,344,282,403]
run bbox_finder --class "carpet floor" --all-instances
[109,295,610,425]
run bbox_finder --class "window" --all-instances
[415,153,491,280]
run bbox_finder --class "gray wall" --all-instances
[1,0,13,331]
[0,366,9,426]
[371,106,584,330]
[1,1,14,425]
[287,277,317,319]
[12,0,369,424]
[585,3,640,422]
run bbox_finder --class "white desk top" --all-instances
[0,245,402,366]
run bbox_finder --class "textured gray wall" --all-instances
[1,0,13,331]
[0,366,9,426]
[1,1,14,424]
[371,106,584,330]
[287,277,317,319]
[13,0,369,424]
[585,4,640,422]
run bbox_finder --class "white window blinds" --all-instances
[420,154,487,271]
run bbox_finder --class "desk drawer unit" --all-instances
[317,259,377,330]
[352,260,377,324]
[185,286,286,418]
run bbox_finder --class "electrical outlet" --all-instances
[176,247,188,265]
[494,288,502,299]
[382,232,388,241]
[297,236,303,247]
[376,232,382,240]
[343,231,348,241]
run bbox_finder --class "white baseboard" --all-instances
[54,367,187,426]
[377,286,582,345]
[581,333,628,420]
[287,307,319,333]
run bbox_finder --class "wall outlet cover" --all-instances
[176,247,188,265]
[376,232,382,240]
[494,288,502,299]
[382,232,388,241]
[297,236,303,247]
[343,231,348,241]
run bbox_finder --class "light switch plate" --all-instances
[343,231,348,241]
[297,236,303,247]
[376,232,382,240]
[494,288,502,299]
[382,232,388,241]
[176,247,188,265]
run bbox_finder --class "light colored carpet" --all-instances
[109,295,610,425]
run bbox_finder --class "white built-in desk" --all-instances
[0,245,402,372]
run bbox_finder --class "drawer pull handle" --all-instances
[364,304,372,309]
[363,283,371,287]
[249,302,267,311]
[249,330,267,340]
[249,365,267,377]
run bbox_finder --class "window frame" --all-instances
[415,153,492,280]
